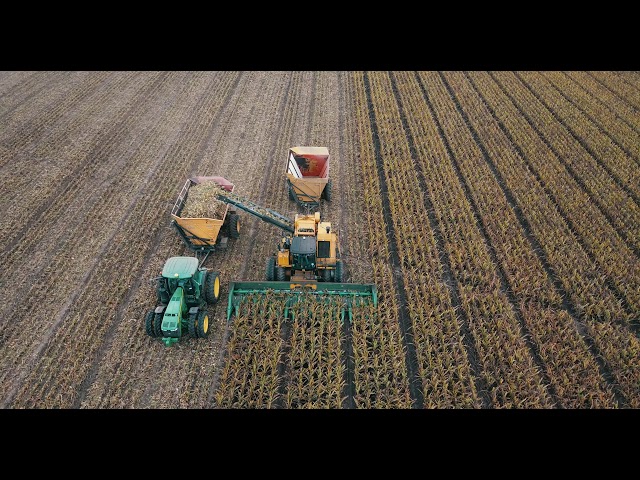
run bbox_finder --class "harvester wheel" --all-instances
[229,214,240,239]
[322,179,333,201]
[145,311,157,337]
[204,271,221,305]
[197,309,210,338]
[266,256,276,281]
[153,312,164,337]
[335,260,344,282]
[188,311,198,338]
[276,266,287,281]
[322,269,332,282]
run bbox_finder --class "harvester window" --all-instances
[317,241,330,258]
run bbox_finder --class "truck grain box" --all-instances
[171,176,240,252]
[286,146,332,207]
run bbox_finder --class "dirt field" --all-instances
[1,71,638,408]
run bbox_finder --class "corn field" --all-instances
[0,71,638,408]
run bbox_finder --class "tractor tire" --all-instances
[335,260,344,283]
[322,179,333,201]
[197,309,210,338]
[228,214,240,239]
[153,312,164,337]
[145,311,157,337]
[204,271,221,305]
[188,311,198,338]
[157,278,170,305]
[288,183,296,201]
[266,256,276,281]
[276,266,287,281]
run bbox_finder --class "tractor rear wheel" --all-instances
[322,179,333,201]
[266,256,276,281]
[145,311,156,337]
[188,311,198,338]
[153,312,164,337]
[197,309,210,338]
[335,260,344,282]
[276,266,287,281]
[228,214,240,239]
[204,271,221,305]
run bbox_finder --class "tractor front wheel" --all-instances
[145,311,156,337]
[276,266,287,281]
[153,312,164,337]
[197,309,210,338]
[228,214,240,239]
[157,278,169,305]
[204,271,221,305]
[335,260,344,283]
[266,256,276,281]
[188,311,198,338]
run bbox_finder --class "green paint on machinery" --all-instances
[145,256,221,346]
[226,281,377,322]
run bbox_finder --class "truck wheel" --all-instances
[266,256,276,281]
[154,312,164,337]
[188,311,198,338]
[157,278,169,305]
[145,311,157,337]
[204,271,221,305]
[228,214,240,239]
[276,266,287,281]
[335,260,344,282]
[197,309,210,338]
[322,180,332,201]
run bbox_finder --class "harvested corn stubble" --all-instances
[182,182,228,218]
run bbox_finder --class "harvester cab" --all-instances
[145,256,221,346]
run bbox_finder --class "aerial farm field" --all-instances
[0,71,638,408]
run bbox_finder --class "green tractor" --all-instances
[145,256,220,346]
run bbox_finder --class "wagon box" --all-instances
[286,146,332,207]
[171,176,240,252]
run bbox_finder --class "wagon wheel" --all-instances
[276,266,287,281]
[266,256,276,281]
[204,271,221,305]
[228,214,240,239]
[197,309,210,338]
[145,311,157,337]
[322,179,332,201]
[188,311,198,338]
[153,312,164,337]
[288,183,296,201]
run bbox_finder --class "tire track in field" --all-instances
[362,71,424,409]
[0,73,171,327]
[71,73,236,407]
[0,72,67,120]
[412,71,560,406]
[489,72,640,328]
[0,72,152,255]
[0,73,208,407]
[72,72,244,409]
[461,72,629,406]
[104,72,249,408]
[5,73,242,408]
